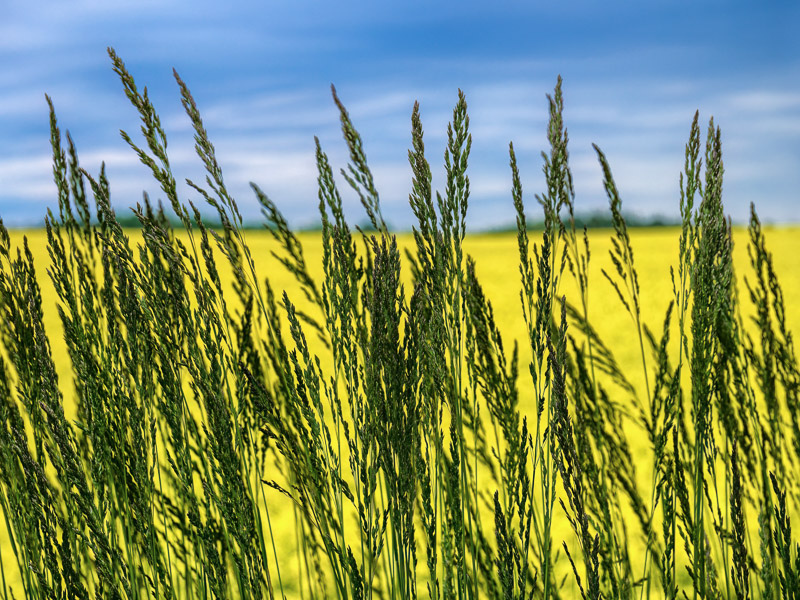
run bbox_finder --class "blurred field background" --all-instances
[3,224,798,594]
[15,226,800,409]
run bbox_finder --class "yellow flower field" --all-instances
[3,225,798,597]
[15,226,800,400]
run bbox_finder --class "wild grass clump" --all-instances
[0,48,798,599]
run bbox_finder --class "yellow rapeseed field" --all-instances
[3,225,799,595]
[17,226,800,402]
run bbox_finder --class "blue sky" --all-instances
[1,0,798,229]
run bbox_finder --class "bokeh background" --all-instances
[1,0,798,229]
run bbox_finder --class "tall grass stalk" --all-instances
[0,49,798,600]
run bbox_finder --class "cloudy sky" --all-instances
[1,0,798,229]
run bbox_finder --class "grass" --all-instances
[1,48,800,599]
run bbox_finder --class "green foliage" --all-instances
[0,48,798,600]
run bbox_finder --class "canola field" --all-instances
[14,226,800,410]
[2,225,799,597]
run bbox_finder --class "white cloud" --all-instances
[726,91,800,112]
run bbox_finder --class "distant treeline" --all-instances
[486,210,680,232]
[114,208,678,232]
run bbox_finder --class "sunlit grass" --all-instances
[2,48,799,600]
